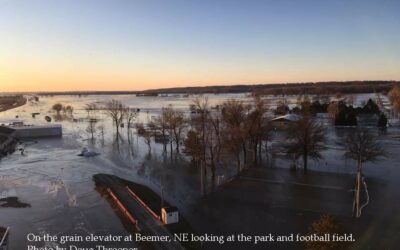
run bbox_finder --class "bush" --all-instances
[333,100,381,126]
[335,109,357,126]
[52,103,63,114]
[361,99,380,114]
[378,113,388,127]
[306,214,349,250]
[347,112,358,126]
[275,104,290,115]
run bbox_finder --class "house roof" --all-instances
[162,206,178,213]
[271,114,302,122]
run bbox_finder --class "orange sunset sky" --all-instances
[1,1,399,92]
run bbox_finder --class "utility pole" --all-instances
[160,175,164,209]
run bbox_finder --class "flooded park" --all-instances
[2,1,400,249]
[0,92,400,249]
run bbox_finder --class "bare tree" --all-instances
[208,106,223,164]
[98,124,105,145]
[346,95,355,106]
[388,85,400,118]
[52,103,63,115]
[388,84,400,104]
[190,97,210,195]
[86,119,97,142]
[186,99,225,191]
[285,115,326,173]
[84,103,98,117]
[161,105,187,153]
[245,95,268,164]
[262,122,274,162]
[222,125,243,174]
[124,107,138,143]
[153,108,170,152]
[246,92,274,161]
[221,99,247,173]
[184,129,202,167]
[135,123,152,153]
[170,109,186,152]
[344,128,385,218]
[65,105,74,116]
[297,95,312,114]
[62,105,71,115]
[152,108,170,153]
[162,106,175,153]
[104,100,125,140]
[202,109,221,187]
[327,102,339,119]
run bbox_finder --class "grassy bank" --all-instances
[0,95,27,112]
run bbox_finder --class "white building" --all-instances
[161,207,179,225]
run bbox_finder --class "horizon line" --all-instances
[1,79,399,95]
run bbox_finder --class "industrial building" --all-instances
[12,124,62,139]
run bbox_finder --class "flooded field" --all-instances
[0,93,399,249]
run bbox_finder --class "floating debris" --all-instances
[0,191,30,208]
[78,148,100,157]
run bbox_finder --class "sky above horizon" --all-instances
[1,0,400,92]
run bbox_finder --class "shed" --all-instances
[161,206,179,225]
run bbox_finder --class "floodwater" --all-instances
[0,93,254,249]
[0,93,399,249]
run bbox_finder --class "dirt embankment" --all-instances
[0,95,27,112]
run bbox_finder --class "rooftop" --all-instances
[11,124,62,130]
[163,206,179,213]
[271,113,302,122]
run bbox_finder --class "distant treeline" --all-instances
[144,80,398,95]
[3,80,399,96]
